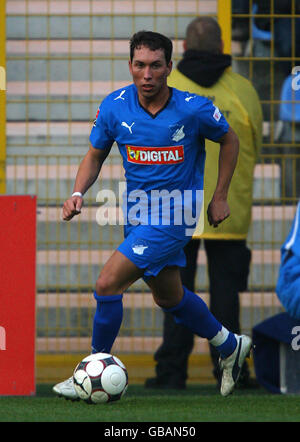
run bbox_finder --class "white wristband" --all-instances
[72,192,83,198]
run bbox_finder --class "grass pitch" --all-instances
[1,384,300,423]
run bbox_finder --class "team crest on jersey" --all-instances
[169,123,185,142]
[126,145,184,165]
[131,239,149,255]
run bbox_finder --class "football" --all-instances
[73,352,128,404]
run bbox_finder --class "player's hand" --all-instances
[207,198,230,228]
[62,195,83,221]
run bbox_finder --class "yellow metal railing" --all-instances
[4,1,300,382]
[218,0,231,54]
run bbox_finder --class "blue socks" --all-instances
[91,292,123,354]
[164,286,237,359]
[91,286,237,359]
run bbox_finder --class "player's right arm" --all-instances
[62,144,110,221]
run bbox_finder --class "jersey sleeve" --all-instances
[89,98,115,149]
[197,98,229,142]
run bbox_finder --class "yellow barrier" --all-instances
[35,352,255,384]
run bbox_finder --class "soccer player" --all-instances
[53,31,252,399]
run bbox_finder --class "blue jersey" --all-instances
[90,84,229,238]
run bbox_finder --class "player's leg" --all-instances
[146,266,237,353]
[145,240,199,389]
[92,250,144,354]
[205,239,241,382]
[204,239,254,388]
[53,250,144,399]
[146,265,252,396]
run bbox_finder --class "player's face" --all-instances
[129,46,172,101]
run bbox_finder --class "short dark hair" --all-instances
[130,31,173,64]
[185,17,222,54]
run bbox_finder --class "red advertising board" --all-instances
[0,195,36,395]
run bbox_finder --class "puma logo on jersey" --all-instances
[114,90,126,100]
[185,95,196,102]
[171,125,185,142]
[121,121,135,134]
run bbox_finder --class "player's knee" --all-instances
[95,274,118,296]
[154,297,170,309]
[153,293,180,310]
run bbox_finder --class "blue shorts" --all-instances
[117,224,190,278]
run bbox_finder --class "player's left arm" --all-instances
[207,126,239,228]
